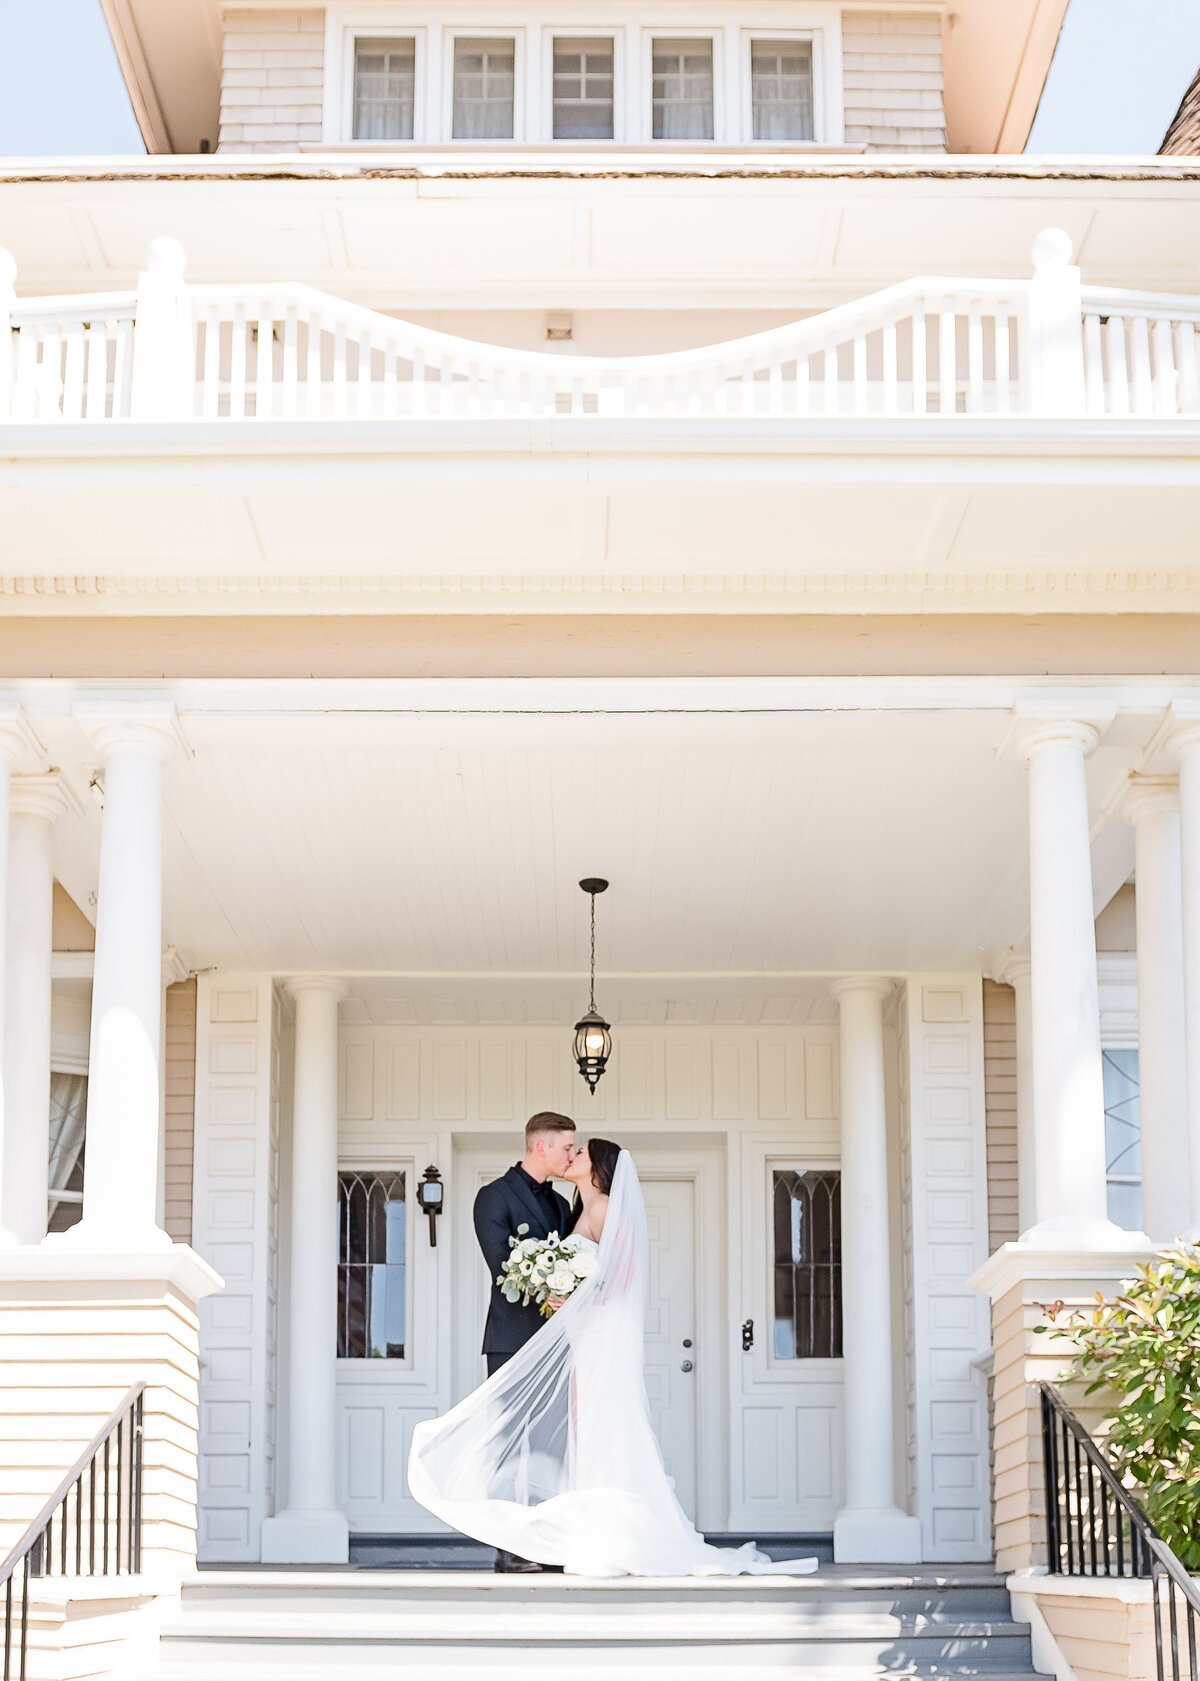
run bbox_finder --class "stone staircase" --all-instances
[150,1566,1048,1681]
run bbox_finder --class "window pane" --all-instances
[553,37,614,139]
[652,38,713,140]
[453,37,516,139]
[751,38,814,142]
[1103,1048,1142,1231]
[772,1169,842,1359]
[353,37,416,141]
[338,1170,407,1358]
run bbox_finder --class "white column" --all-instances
[2,776,78,1245]
[993,953,1035,1234]
[1169,716,1200,1230]
[1122,776,1189,1241]
[261,977,349,1565]
[1010,715,1134,1247]
[0,715,34,1249]
[55,715,177,1251]
[831,977,921,1564]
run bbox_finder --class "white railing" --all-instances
[3,230,1200,429]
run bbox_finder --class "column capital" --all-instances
[73,705,188,765]
[1121,773,1180,826]
[10,771,84,825]
[0,707,46,773]
[987,947,1031,987]
[1163,702,1200,763]
[283,974,350,1004]
[998,701,1115,763]
[829,975,894,1004]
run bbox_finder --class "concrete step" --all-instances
[151,1569,1047,1681]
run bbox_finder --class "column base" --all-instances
[1018,1215,1150,1250]
[261,1510,349,1565]
[42,1220,175,1255]
[833,1507,922,1564]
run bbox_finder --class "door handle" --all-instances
[741,1318,754,1352]
[680,1359,694,1373]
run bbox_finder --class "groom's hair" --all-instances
[525,1111,576,1147]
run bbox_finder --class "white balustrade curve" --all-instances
[4,268,1200,426]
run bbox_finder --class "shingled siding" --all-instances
[983,980,1019,1252]
[164,978,197,1245]
[218,9,325,152]
[841,10,947,153]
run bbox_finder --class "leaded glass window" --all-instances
[750,39,814,142]
[772,1169,842,1359]
[353,38,417,141]
[1103,1048,1142,1231]
[338,1170,408,1358]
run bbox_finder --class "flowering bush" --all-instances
[497,1225,598,1318]
[1042,1246,1200,1566]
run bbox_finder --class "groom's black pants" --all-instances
[484,1351,563,1573]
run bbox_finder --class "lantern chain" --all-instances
[589,889,597,1013]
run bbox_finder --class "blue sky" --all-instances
[0,0,1197,155]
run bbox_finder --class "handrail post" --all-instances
[0,248,16,423]
[1027,228,1086,415]
[129,237,193,421]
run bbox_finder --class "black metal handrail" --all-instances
[1040,1382,1200,1681]
[1,1384,144,1681]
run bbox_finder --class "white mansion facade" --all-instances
[0,0,1199,1672]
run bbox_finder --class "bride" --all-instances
[407,1138,818,1578]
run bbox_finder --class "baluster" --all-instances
[995,312,1011,415]
[391,343,405,417]
[911,308,927,415]
[89,1457,96,1574]
[1153,317,1177,415]
[967,303,983,413]
[938,302,957,415]
[1107,317,1130,416]
[1131,316,1153,414]
[739,358,756,417]
[437,355,452,417]
[852,330,867,414]
[111,320,132,418]
[1083,314,1104,414]
[465,359,479,418]
[882,320,898,416]
[201,305,220,420]
[767,349,783,416]
[12,322,37,421]
[39,326,64,420]
[332,322,347,418]
[305,311,322,418]
[229,303,247,419]
[84,320,107,421]
[282,306,298,417]
[823,343,838,415]
[1178,322,1200,415]
[793,350,809,416]
[255,304,273,420]
[356,329,372,419]
[55,325,80,420]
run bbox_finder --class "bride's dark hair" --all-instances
[571,1137,622,1215]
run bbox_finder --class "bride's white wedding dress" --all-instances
[407,1151,817,1577]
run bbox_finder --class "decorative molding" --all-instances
[9,771,85,823]
[997,698,1118,762]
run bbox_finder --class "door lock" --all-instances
[741,1318,754,1352]
[682,1338,692,1349]
[680,1359,694,1373]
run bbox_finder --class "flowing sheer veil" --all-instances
[407,1150,817,1577]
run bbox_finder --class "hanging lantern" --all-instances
[573,878,612,1094]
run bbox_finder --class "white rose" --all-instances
[546,1267,576,1295]
[569,1251,597,1279]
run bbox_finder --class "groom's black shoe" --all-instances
[494,1549,542,1574]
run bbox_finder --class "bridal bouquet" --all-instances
[498,1225,598,1318]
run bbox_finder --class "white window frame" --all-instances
[322,3,844,146]
[335,1154,418,1376]
[544,26,623,144]
[762,1151,844,1377]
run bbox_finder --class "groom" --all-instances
[473,1110,576,1573]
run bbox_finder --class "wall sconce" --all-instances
[417,1165,444,1246]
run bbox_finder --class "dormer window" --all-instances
[452,36,517,138]
[353,37,417,140]
[750,38,814,141]
[651,38,714,141]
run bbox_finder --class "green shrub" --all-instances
[1041,1247,1200,1568]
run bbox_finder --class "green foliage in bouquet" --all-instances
[1041,1247,1200,1567]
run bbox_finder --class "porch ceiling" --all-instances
[40,706,1145,997]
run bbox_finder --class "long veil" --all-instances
[407,1151,817,1577]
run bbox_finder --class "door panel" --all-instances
[641,1177,698,1517]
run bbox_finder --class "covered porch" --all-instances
[3,680,1196,1569]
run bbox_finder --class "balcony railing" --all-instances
[3,229,1200,429]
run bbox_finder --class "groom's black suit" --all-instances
[474,1163,574,1370]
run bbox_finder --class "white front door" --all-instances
[453,1147,701,1522]
[641,1176,698,1518]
